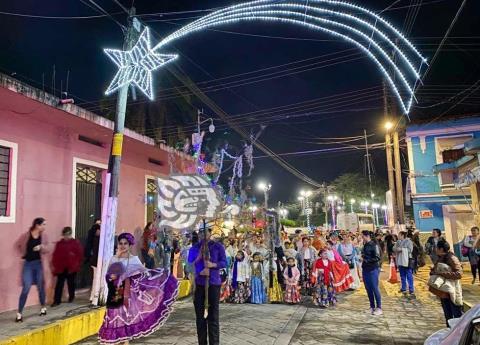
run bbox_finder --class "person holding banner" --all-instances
[188,227,226,345]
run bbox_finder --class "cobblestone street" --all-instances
[77,278,447,345]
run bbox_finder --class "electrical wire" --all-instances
[0,10,119,19]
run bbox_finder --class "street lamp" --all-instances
[257,182,272,209]
[372,203,380,227]
[299,190,313,230]
[350,198,356,213]
[360,201,369,214]
[279,208,288,219]
[381,204,388,225]
[384,121,394,131]
[327,195,338,229]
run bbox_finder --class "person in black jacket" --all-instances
[361,230,383,316]
[84,219,101,302]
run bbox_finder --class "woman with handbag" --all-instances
[393,231,415,298]
[99,233,178,345]
[462,226,479,284]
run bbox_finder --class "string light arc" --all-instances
[149,0,426,114]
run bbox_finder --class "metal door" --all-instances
[75,166,102,288]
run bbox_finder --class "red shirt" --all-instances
[52,238,84,274]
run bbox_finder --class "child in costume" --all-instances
[283,257,301,304]
[229,250,251,304]
[312,249,337,308]
[325,240,354,293]
[268,252,283,303]
[250,252,267,304]
[98,233,179,345]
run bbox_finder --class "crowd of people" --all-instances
[12,215,480,343]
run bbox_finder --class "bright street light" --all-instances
[249,205,258,212]
[350,198,356,204]
[381,205,387,210]
[384,121,393,131]
[257,182,271,191]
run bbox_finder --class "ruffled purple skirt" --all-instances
[99,268,179,344]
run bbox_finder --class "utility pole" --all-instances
[393,130,405,224]
[384,82,398,225]
[364,129,374,201]
[93,8,138,305]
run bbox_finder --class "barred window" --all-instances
[0,145,11,216]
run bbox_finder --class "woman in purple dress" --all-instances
[99,233,179,345]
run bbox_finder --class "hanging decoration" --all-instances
[104,27,177,100]
[157,175,222,229]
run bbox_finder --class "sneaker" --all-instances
[15,313,22,323]
[39,307,47,316]
[409,293,416,299]
[366,308,374,314]
[373,308,383,316]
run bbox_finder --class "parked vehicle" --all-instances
[424,304,480,345]
[336,212,375,232]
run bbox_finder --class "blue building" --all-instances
[406,116,480,253]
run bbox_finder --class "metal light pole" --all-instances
[350,198,356,213]
[381,205,388,225]
[258,182,271,210]
[299,190,312,230]
[94,10,139,305]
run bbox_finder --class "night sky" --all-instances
[1,0,479,203]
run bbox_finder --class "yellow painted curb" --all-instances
[0,280,191,345]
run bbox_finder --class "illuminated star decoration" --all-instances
[104,27,178,100]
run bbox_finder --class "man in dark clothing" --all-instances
[188,228,226,345]
[425,228,442,263]
[84,219,101,302]
[429,239,463,326]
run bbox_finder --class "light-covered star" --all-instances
[104,27,177,100]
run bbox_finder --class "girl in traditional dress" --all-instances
[325,240,354,293]
[268,252,283,303]
[312,249,337,308]
[283,257,301,304]
[298,237,317,295]
[338,235,361,290]
[249,252,267,304]
[99,233,179,345]
[229,250,250,304]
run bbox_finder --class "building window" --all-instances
[436,135,473,188]
[0,146,10,216]
[0,139,17,223]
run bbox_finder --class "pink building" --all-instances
[0,74,197,312]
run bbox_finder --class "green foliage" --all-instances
[280,218,296,227]
[331,173,387,202]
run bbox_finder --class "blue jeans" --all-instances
[363,268,382,309]
[440,298,463,327]
[141,249,155,269]
[399,266,414,293]
[18,260,46,312]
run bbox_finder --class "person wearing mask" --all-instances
[85,219,101,302]
[425,228,442,264]
[361,230,382,316]
[14,217,49,322]
[51,227,84,306]
[429,239,463,326]
[188,228,226,345]
[393,231,415,298]
[462,226,479,284]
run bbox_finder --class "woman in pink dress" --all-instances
[325,240,354,293]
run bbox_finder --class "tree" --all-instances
[331,173,387,203]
